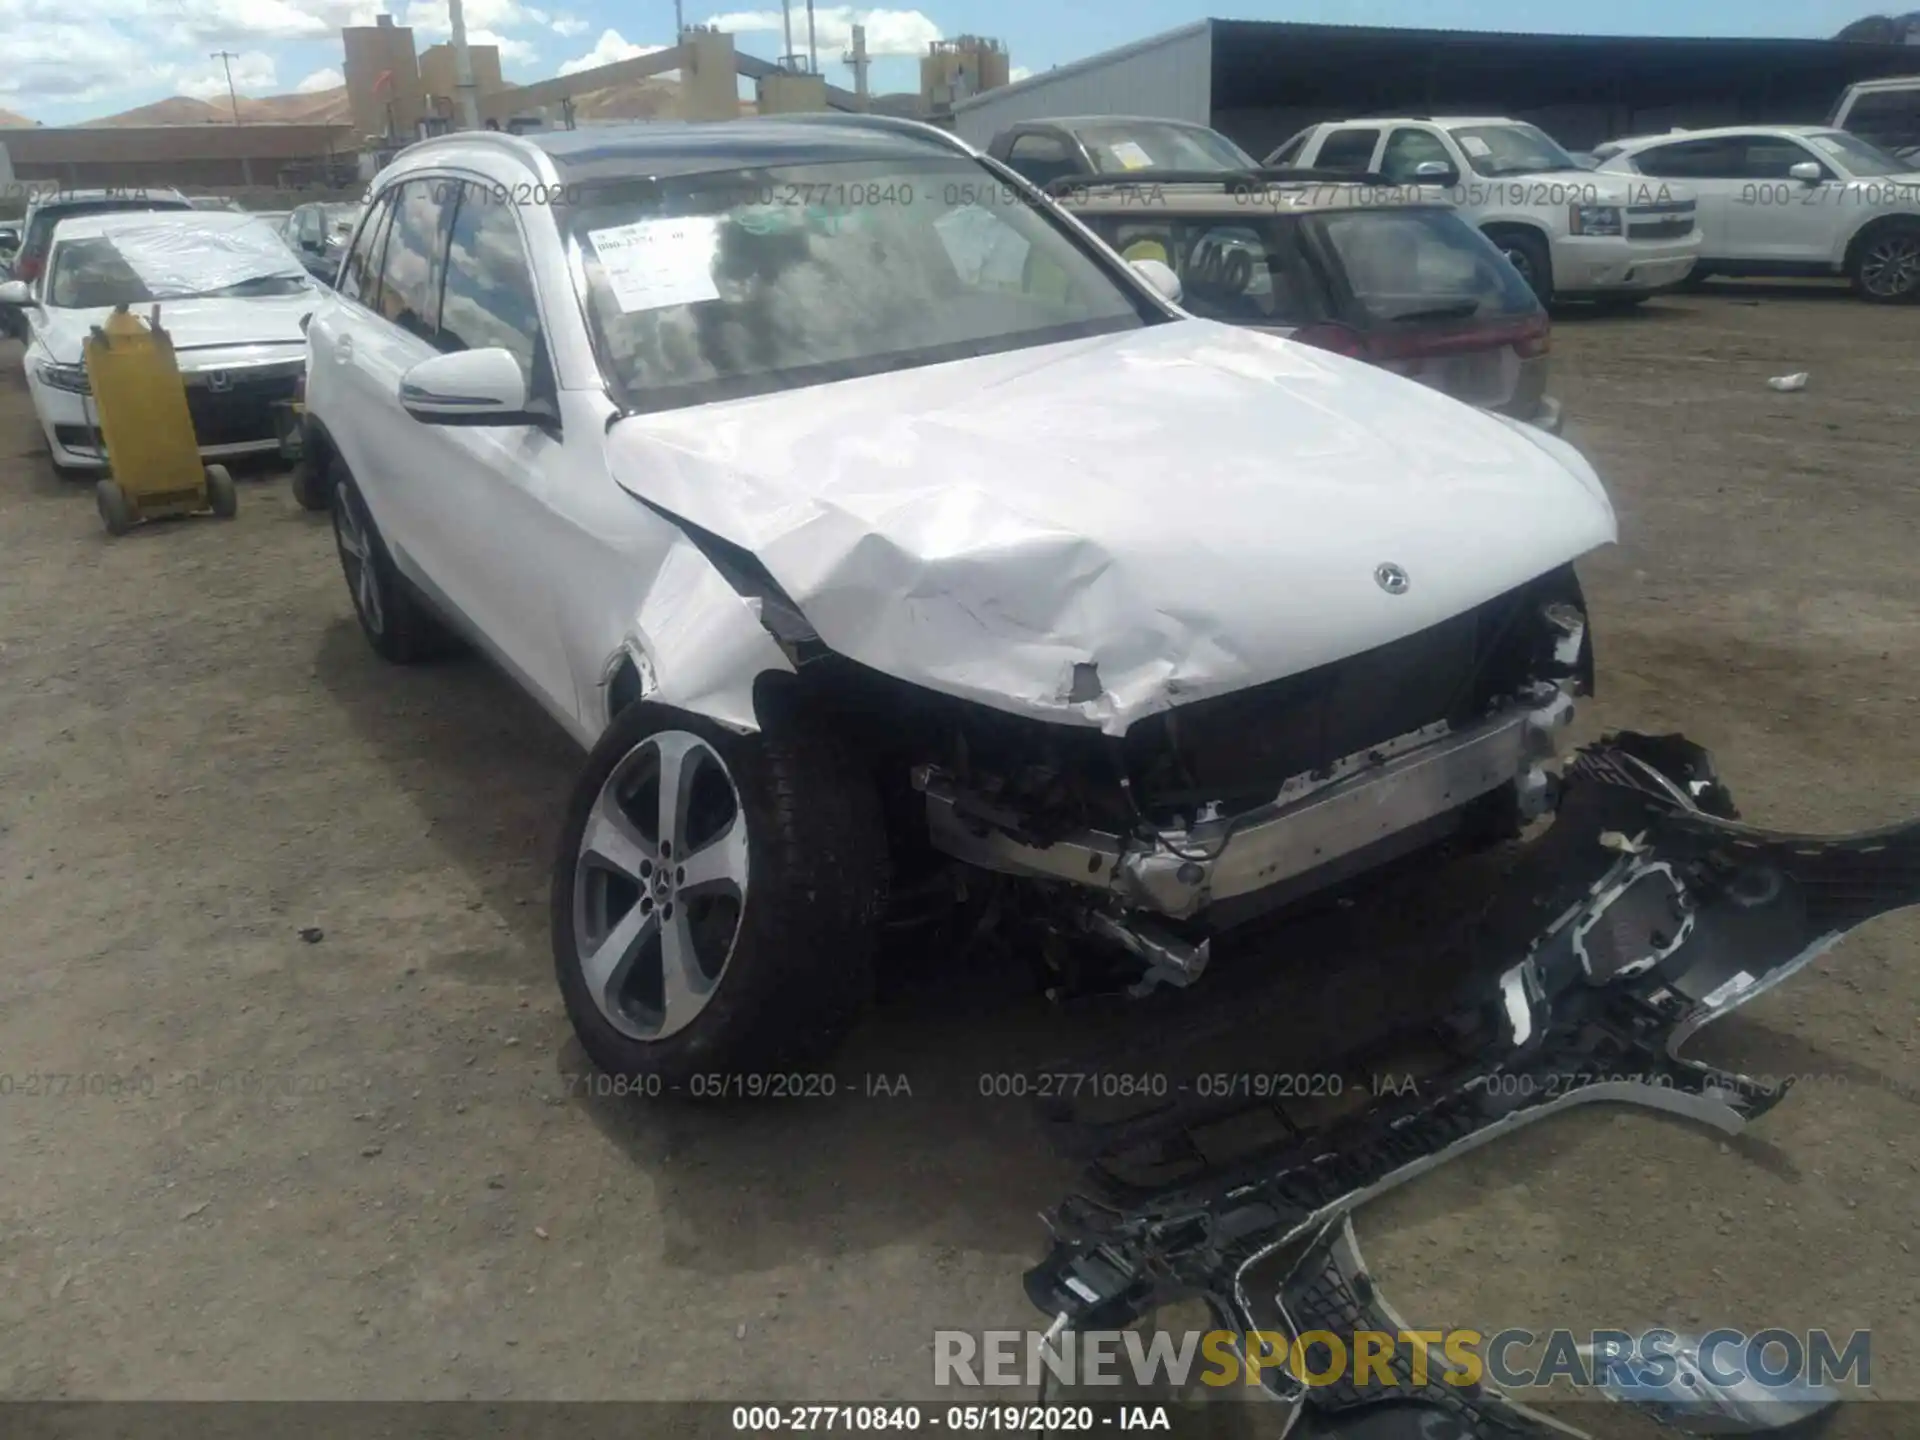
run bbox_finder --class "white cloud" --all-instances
[0,21,161,103]
[1008,64,1030,82]
[295,64,344,91]
[402,0,538,37]
[550,11,586,35]
[177,47,277,98]
[146,0,379,45]
[704,5,938,58]
[470,26,539,63]
[558,27,669,75]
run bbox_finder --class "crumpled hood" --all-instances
[604,320,1617,733]
[36,291,317,366]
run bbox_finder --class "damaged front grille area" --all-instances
[1120,565,1591,819]
[1018,732,1920,1438]
[895,568,1591,941]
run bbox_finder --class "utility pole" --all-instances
[780,0,794,69]
[673,0,683,38]
[843,24,869,110]
[447,0,482,131]
[806,0,817,73]
[210,50,244,124]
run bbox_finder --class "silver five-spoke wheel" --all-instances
[572,730,749,1041]
[333,484,384,637]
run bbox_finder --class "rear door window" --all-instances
[1313,128,1381,173]
[1310,207,1538,324]
[337,190,395,306]
[1628,138,1744,178]
[369,178,451,341]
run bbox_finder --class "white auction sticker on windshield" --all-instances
[1108,140,1154,171]
[587,216,721,312]
[1457,135,1493,158]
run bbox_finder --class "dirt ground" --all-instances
[0,285,1915,1428]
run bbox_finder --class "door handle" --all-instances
[335,334,354,363]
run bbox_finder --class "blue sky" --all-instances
[1,0,1899,126]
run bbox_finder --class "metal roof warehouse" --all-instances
[947,18,1920,156]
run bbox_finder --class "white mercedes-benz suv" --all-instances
[302,117,1616,1084]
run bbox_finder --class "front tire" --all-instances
[552,698,888,1087]
[1851,219,1920,303]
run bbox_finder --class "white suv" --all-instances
[1592,125,1920,303]
[1268,117,1701,305]
[304,117,1615,1084]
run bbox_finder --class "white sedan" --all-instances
[0,210,321,474]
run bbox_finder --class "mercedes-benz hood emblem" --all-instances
[1375,562,1410,595]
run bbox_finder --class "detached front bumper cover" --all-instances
[1024,732,1920,1438]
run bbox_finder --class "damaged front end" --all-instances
[1021,733,1920,1438]
[893,568,1592,993]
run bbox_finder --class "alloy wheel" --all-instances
[333,487,384,636]
[1860,233,1920,299]
[572,730,748,1041]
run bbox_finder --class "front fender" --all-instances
[594,534,795,741]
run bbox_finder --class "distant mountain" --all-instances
[1,108,39,126]
[82,88,352,127]
[1835,11,1920,41]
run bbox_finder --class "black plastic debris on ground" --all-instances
[1021,733,1919,1440]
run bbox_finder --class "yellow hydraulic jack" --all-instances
[82,304,238,536]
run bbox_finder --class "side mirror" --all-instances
[1414,160,1459,184]
[1788,161,1824,184]
[400,348,532,425]
[0,279,33,308]
[1130,257,1183,305]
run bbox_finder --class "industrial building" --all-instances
[949,18,1920,156]
[0,122,354,190]
[1,17,1015,196]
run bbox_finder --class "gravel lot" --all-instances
[0,287,1915,1430]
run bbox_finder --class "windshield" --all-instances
[1807,130,1912,177]
[562,156,1150,414]
[1315,208,1539,323]
[46,220,310,308]
[1447,123,1581,178]
[1073,122,1257,174]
